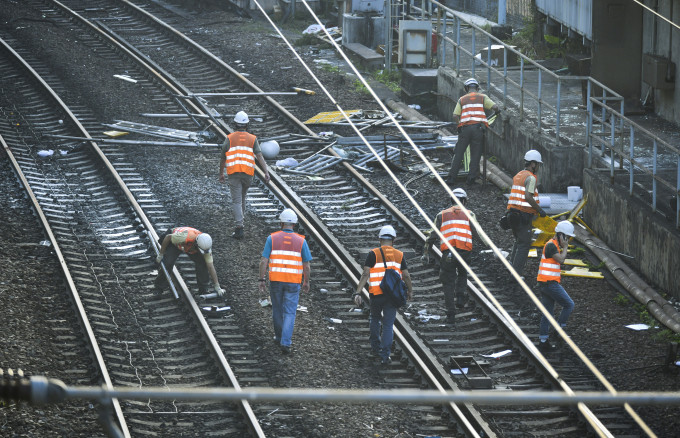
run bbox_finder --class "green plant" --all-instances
[613,294,629,306]
[372,69,401,92]
[353,79,369,95]
[321,63,342,74]
[568,246,585,255]
[652,329,680,343]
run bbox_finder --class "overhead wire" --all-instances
[247,1,656,434]
[633,0,680,31]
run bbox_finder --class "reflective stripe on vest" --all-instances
[439,206,472,251]
[368,246,403,296]
[226,131,256,176]
[507,170,540,214]
[173,226,201,254]
[268,230,305,283]
[458,93,489,127]
[537,238,561,283]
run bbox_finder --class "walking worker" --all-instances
[422,188,474,324]
[219,110,271,240]
[258,208,312,355]
[507,149,547,277]
[154,226,224,296]
[354,225,413,365]
[446,77,500,186]
[536,221,575,352]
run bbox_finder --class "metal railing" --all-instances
[395,0,680,227]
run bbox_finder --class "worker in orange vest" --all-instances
[154,226,223,296]
[507,149,547,279]
[446,77,500,186]
[354,225,413,365]
[423,188,474,325]
[258,209,312,355]
[536,221,575,352]
[219,111,271,240]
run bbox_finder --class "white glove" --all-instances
[421,253,430,264]
[215,287,225,297]
[353,294,362,307]
[155,254,163,264]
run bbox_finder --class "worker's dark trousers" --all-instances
[439,249,470,316]
[447,124,484,183]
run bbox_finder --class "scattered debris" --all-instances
[113,74,137,83]
[482,349,512,359]
[37,150,54,157]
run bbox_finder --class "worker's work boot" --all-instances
[231,227,244,239]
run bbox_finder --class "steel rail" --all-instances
[44,1,267,436]
[0,37,131,438]
[45,1,641,436]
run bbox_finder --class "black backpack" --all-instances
[379,248,407,308]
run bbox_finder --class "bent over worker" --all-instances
[154,226,224,296]
[219,111,271,240]
[536,221,575,352]
[446,77,500,186]
[423,188,474,325]
[507,149,547,278]
[258,209,312,355]
[354,225,413,365]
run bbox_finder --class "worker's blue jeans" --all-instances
[269,281,300,347]
[369,294,397,361]
[538,280,574,341]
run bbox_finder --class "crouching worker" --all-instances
[154,227,224,296]
[354,225,413,365]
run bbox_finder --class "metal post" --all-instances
[519,57,524,121]
[503,48,507,105]
[629,126,634,196]
[537,69,542,130]
[385,0,392,72]
[610,113,616,182]
[586,80,593,168]
[653,139,658,210]
[455,18,460,72]
[601,89,606,156]
[471,27,476,76]
[487,35,491,91]
[556,78,561,144]
[442,14,447,66]
[499,0,506,25]
[676,154,680,228]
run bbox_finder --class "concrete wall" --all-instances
[642,0,680,124]
[436,67,583,192]
[583,169,680,297]
[591,0,643,104]
[445,0,498,22]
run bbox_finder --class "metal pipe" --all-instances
[556,78,561,143]
[519,57,524,120]
[442,15,447,66]
[653,139,658,211]
[471,26,475,76]
[587,81,593,167]
[537,69,542,130]
[487,35,491,91]
[629,126,635,196]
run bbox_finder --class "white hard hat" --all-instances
[464,77,479,88]
[260,140,280,160]
[452,187,468,199]
[378,225,397,239]
[279,208,298,224]
[524,149,543,163]
[555,221,575,237]
[196,233,212,253]
[234,111,249,124]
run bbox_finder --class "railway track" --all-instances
[1,1,658,436]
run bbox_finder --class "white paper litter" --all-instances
[408,104,421,110]
[39,240,52,247]
[625,323,650,331]
[113,74,137,83]
[59,150,68,155]
[201,306,230,312]
[433,339,449,342]
[276,157,299,167]
[451,367,469,375]
[328,318,342,324]
[297,305,308,312]
[37,150,54,157]
[482,349,512,359]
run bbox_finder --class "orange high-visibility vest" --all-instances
[368,246,403,296]
[225,131,256,176]
[439,206,472,252]
[537,238,561,283]
[268,231,305,283]
[507,170,540,214]
[172,227,201,254]
[458,93,489,127]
